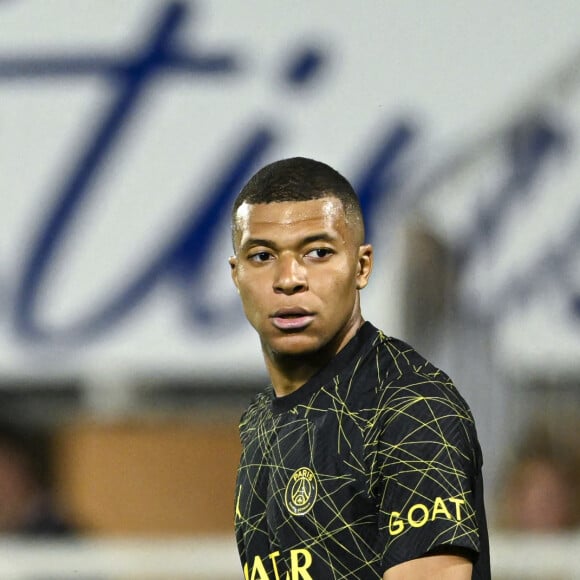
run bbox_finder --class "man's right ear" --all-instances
[229,256,240,292]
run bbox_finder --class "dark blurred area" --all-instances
[495,411,580,533]
[0,420,76,537]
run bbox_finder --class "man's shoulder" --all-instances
[239,387,272,428]
[359,325,446,380]
[361,327,467,404]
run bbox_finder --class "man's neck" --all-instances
[263,318,364,398]
[265,353,328,398]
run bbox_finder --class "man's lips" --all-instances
[271,308,315,331]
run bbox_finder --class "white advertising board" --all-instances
[1,0,579,381]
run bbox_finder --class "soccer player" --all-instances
[229,157,490,579]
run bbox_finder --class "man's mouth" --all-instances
[271,308,315,331]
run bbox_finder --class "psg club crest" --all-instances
[285,467,317,516]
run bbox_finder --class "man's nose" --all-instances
[273,254,307,294]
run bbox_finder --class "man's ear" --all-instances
[229,255,240,292]
[356,244,373,290]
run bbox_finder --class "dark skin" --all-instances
[230,197,371,396]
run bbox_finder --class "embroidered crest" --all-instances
[285,467,317,516]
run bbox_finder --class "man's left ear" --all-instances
[356,244,373,289]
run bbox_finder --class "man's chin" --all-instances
[266,333,322,358]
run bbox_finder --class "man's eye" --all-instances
[306,248,333,259]
[249,251,272,262]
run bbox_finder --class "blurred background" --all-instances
[1,1,579,578]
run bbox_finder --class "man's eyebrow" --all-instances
[241,238,278,251]
[240,232,338,252]
[301,233,336,245]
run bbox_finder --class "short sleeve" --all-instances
[371,375,482,571]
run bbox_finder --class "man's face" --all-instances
[229,197,372,358]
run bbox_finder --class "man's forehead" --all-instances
[234,198,345,229]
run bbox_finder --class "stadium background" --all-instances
[1,0,579,577]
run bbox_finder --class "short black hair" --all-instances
[231,157,364,243]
